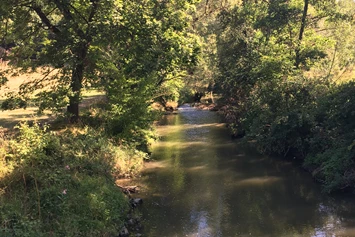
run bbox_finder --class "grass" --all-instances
[0,123,134,236]
[0,65,145,236]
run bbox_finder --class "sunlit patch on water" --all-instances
[153,139,235,150]
[177,104,195,111]
[143,160,170,170]
[234,176,283,186]
[184,210,214,237]
[186,165,208,172]
[157,123,225,133]
[152,141,208,148]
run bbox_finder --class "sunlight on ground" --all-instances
[0,65,105,129]
[0,108,53,129]
[0,91,104,130]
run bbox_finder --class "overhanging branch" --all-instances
[51,0,86,38]
[32,6,61,34]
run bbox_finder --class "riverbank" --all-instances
[182,97,355,194]
[0,121,149,236]
[118,105,355,236]
[214,88,355,194]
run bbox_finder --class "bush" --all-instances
[221,76,355,192]
[304,82,355,192]
[0,123,140,236]
[241,77,322,157]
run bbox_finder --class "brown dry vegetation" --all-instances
[0,64,104,130]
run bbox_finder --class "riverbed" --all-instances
[131,105,355,237]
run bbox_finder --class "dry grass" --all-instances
[303,57,355,84]
[0,64,51,129]
[0,64,104,130]
[0,108,52,129]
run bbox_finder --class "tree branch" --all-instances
[31,6,61,34]
[51,0,86,38]
[69,4,89,25]
[88,0,100,23]
[52,0,73,21]
[86,0,100,35]
[295,0,309,69]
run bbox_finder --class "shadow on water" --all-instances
[133,105,355,237]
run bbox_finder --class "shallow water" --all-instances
[134,105,355,237]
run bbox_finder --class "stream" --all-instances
[131,105,355,237]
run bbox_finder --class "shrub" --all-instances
[304,82,355,192]
[240,77,322,157]
[0,123,137,236]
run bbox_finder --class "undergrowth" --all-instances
[220,80,355,193]
[0,122,147,236]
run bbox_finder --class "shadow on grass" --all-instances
[0,116,53,130]
[0,94,106,130]
[0,118,18,129]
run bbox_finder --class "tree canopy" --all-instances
[1,0,199,120]
[213,0,355,192]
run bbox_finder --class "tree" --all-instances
[212,0,355,192]
[295,0,309,69]
[182,0,242,103]
[1,0,199,121]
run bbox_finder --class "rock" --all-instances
[133,198,143,205]
[119,226,129,237]
[127,218,135,226]
[135,222,143,231]
[135,234,142,237]
[130,198,143,207]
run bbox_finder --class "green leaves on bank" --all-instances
[213,0,355,192]
[0,123,148,236]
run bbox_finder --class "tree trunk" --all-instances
[295,0,309,69]
[67,64,83,122]
[67,43,89,122]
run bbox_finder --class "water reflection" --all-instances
[133,105,355,237]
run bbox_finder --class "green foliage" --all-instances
[1,0,199,119]
[304,82,355,192]
[214,0,355,192]
[305,145,355,193]
[244,77,324,156]
[0,123,146,236]
[1,93,28,110]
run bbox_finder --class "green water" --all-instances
[134,105,355,237]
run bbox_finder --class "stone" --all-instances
[135,222,143,230]
[133,198,143,205]
[119,226,129,237]
[127,218,135,226]
[130,198,143,207]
